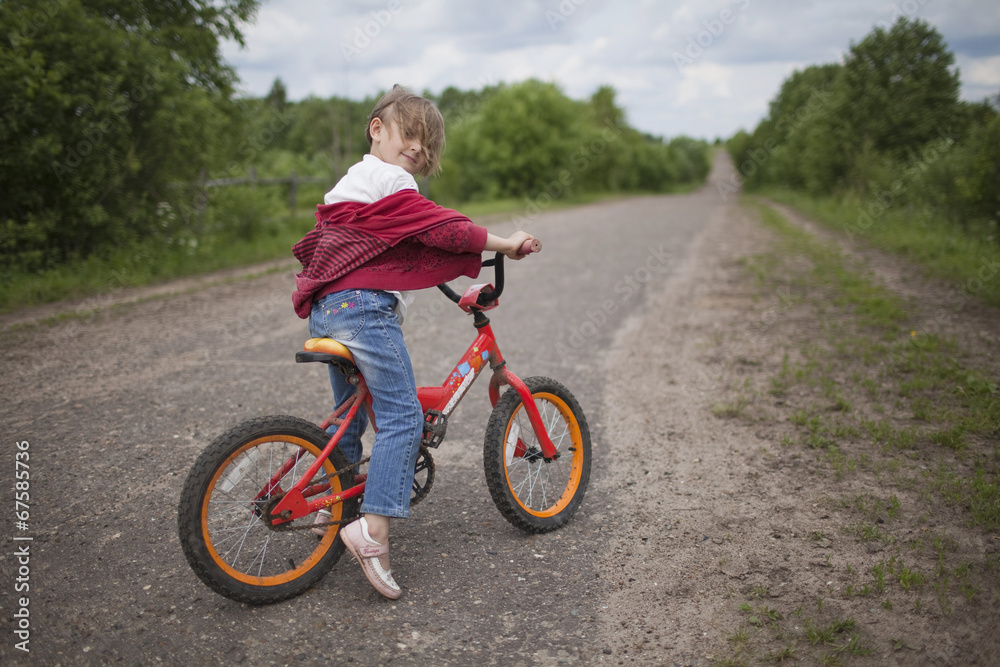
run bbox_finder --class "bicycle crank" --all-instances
[410,445,435,506]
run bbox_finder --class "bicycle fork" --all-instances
[488,365,559,461]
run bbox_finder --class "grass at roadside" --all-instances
[0,220,310,316]
[758,188,1000,308]
[710,199,999,666]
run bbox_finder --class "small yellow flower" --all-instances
[342,302,349,308]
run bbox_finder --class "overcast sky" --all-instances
[222,0,1000,140]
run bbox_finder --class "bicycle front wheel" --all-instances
[177,415,359,604]
[483,377,591,533]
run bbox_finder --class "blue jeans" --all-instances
[309,289,423,519]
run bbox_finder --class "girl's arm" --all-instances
[484,231,536,260]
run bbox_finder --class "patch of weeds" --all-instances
[934,572,953,615]
[826,445,855,481]
[969,462,1000,529]
[897,564,926,590]
[749,606,783,627]
[911,396,933,421]
[803,617,856,646]
[727,623,751,650]
[887,493,902,519]
[713,395,753,420]
[854,522,886,542]
[929,424,968,451]
[763,643,797,664]
[770,353,792,398]
[860,377,881,398]
[954,563,978,603]
[712,658,749,667]
[861,418,920,450]
[789,409,811,427]
[872,562,887,593]
[836,634,873,657]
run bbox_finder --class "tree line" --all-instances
[726,17,999,245]
[1,0,709,279]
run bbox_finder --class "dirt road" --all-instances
[1,153,996,665]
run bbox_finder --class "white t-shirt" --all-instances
[323,155,418,323]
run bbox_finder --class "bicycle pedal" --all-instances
[421,410,447,448]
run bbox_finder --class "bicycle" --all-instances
[177,243,592,604]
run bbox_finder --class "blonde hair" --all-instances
[366,84,445,177]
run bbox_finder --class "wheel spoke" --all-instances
[207,443,329,577]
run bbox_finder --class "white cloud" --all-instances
[965,55,1000,86]
[676,63,732,106]
[222,0,1000,139]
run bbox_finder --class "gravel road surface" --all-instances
[4,152,996,666]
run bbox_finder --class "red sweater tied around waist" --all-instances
[292,189,488,318]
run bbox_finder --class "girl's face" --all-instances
[369,116,426,176]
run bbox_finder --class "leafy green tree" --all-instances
[266,77,289,112]
[0,0,258,272]
[837,17,959,161]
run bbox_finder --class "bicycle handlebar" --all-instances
[437,238,541,306]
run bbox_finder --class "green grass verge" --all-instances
[710,199,999,664]
[757,187,1000,308]
[750,200,999,476]
[0,215,313,316]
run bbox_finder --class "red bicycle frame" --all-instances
[267,284,557,526]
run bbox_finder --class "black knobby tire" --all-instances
[483,377,591,533]
[177,415,359,604]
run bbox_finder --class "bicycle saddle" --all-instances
[295,338,358,373]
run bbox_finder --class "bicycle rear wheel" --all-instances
[177,415,359,604]
[483,377,591,533]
